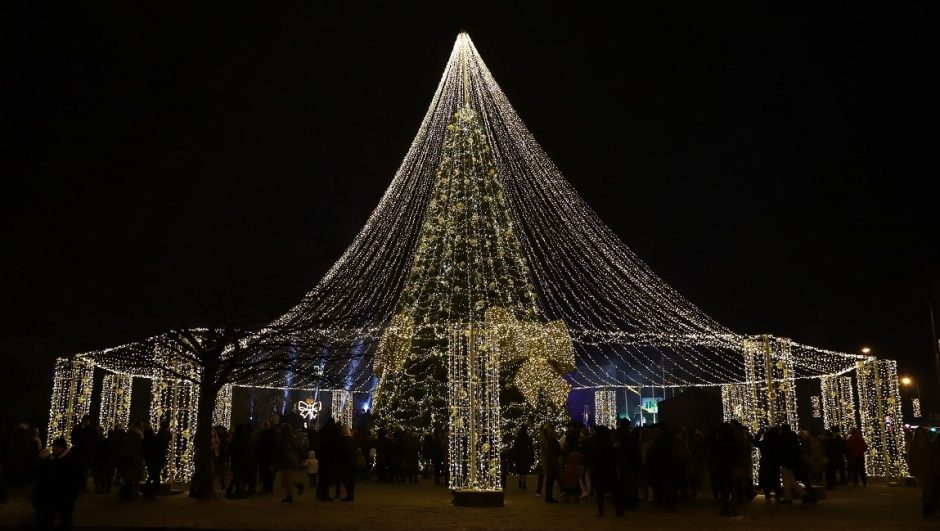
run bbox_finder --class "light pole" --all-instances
[900,376,922,419]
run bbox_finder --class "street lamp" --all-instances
[861,347,871,354]
[900,376,922,419]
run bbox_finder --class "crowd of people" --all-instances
[2,413,939,527]
[506,420,939,519]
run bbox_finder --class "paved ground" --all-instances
[1,478,936,530]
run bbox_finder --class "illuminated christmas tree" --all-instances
[374,105,544,431]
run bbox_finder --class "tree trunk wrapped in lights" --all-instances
[820,375,856,431]
[856,358,909,478]
[448,323,502,492]
[47,357,95,443]
[99,373,133,433]
[149,348,200,484]
[212,384,233,429]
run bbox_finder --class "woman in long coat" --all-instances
[275,423,306,502]
[512,425,534,490]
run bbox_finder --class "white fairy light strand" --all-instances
[213,384,233,429]
[595,389,617,428]
[99,373,133,433]
[855,358,908,478]
[57,33,868,393]
[47,357,95,444]
[820,375,856,431]
[448,323,502,492]
[330,389,354,428]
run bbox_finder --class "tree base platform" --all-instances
[452,489,504,507]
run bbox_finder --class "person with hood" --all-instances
[33,437,83,529]
[275,423,306,502]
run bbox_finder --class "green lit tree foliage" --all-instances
[376,106,543,432]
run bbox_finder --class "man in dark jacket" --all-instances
[315,419,339,501]
[337,426,358,501]
[226,424,255,498]
[257,420,277,495]
[33,437,83,529]
[538,423,561,503]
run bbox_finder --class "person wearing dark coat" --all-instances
[421,432,436,479]
[257,420,277,495]
[430,428,445,485]
[141,426,158,488]
[92,427,115,493]
[337,425,358,501]
[831,427,848,485]
[512,425,535,490]
[226,424,256,498]
[538,422,561,503]
[712,422,742,516]
[69,415,97,492]
[649,425,680,510]
[118,423,144,498]
[273,423,304,502]
[845,427,868,486]
[614,421,641,510]
[754,427,782,503]
[275,423,306,502]
[32,437,83,529]
[316,419,339,501]
[591,426,621,516]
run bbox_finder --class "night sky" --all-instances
[5,3,937,428]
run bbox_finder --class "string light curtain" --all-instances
[99,373,133,433]
[856,359,908,478]
[448,323,502,491]
[149,348,200,483]
[742,335,798,430]
[330,390,354,428]
[820,375,856,431]
[594,389,617,428]
[268,33,864,390]
[64,33,865,392]
[47,357,95,443]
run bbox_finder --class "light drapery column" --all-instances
[856,358,908,478]
[47,357,95,443]
[149,347,199,483]
[448,324,501,492]
[99,373,133,433]
[594,389,617,428]
[742,335,799,430]
[330,389,353,428]
[820,375,857,431]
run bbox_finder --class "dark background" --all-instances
[4,2,937,430]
